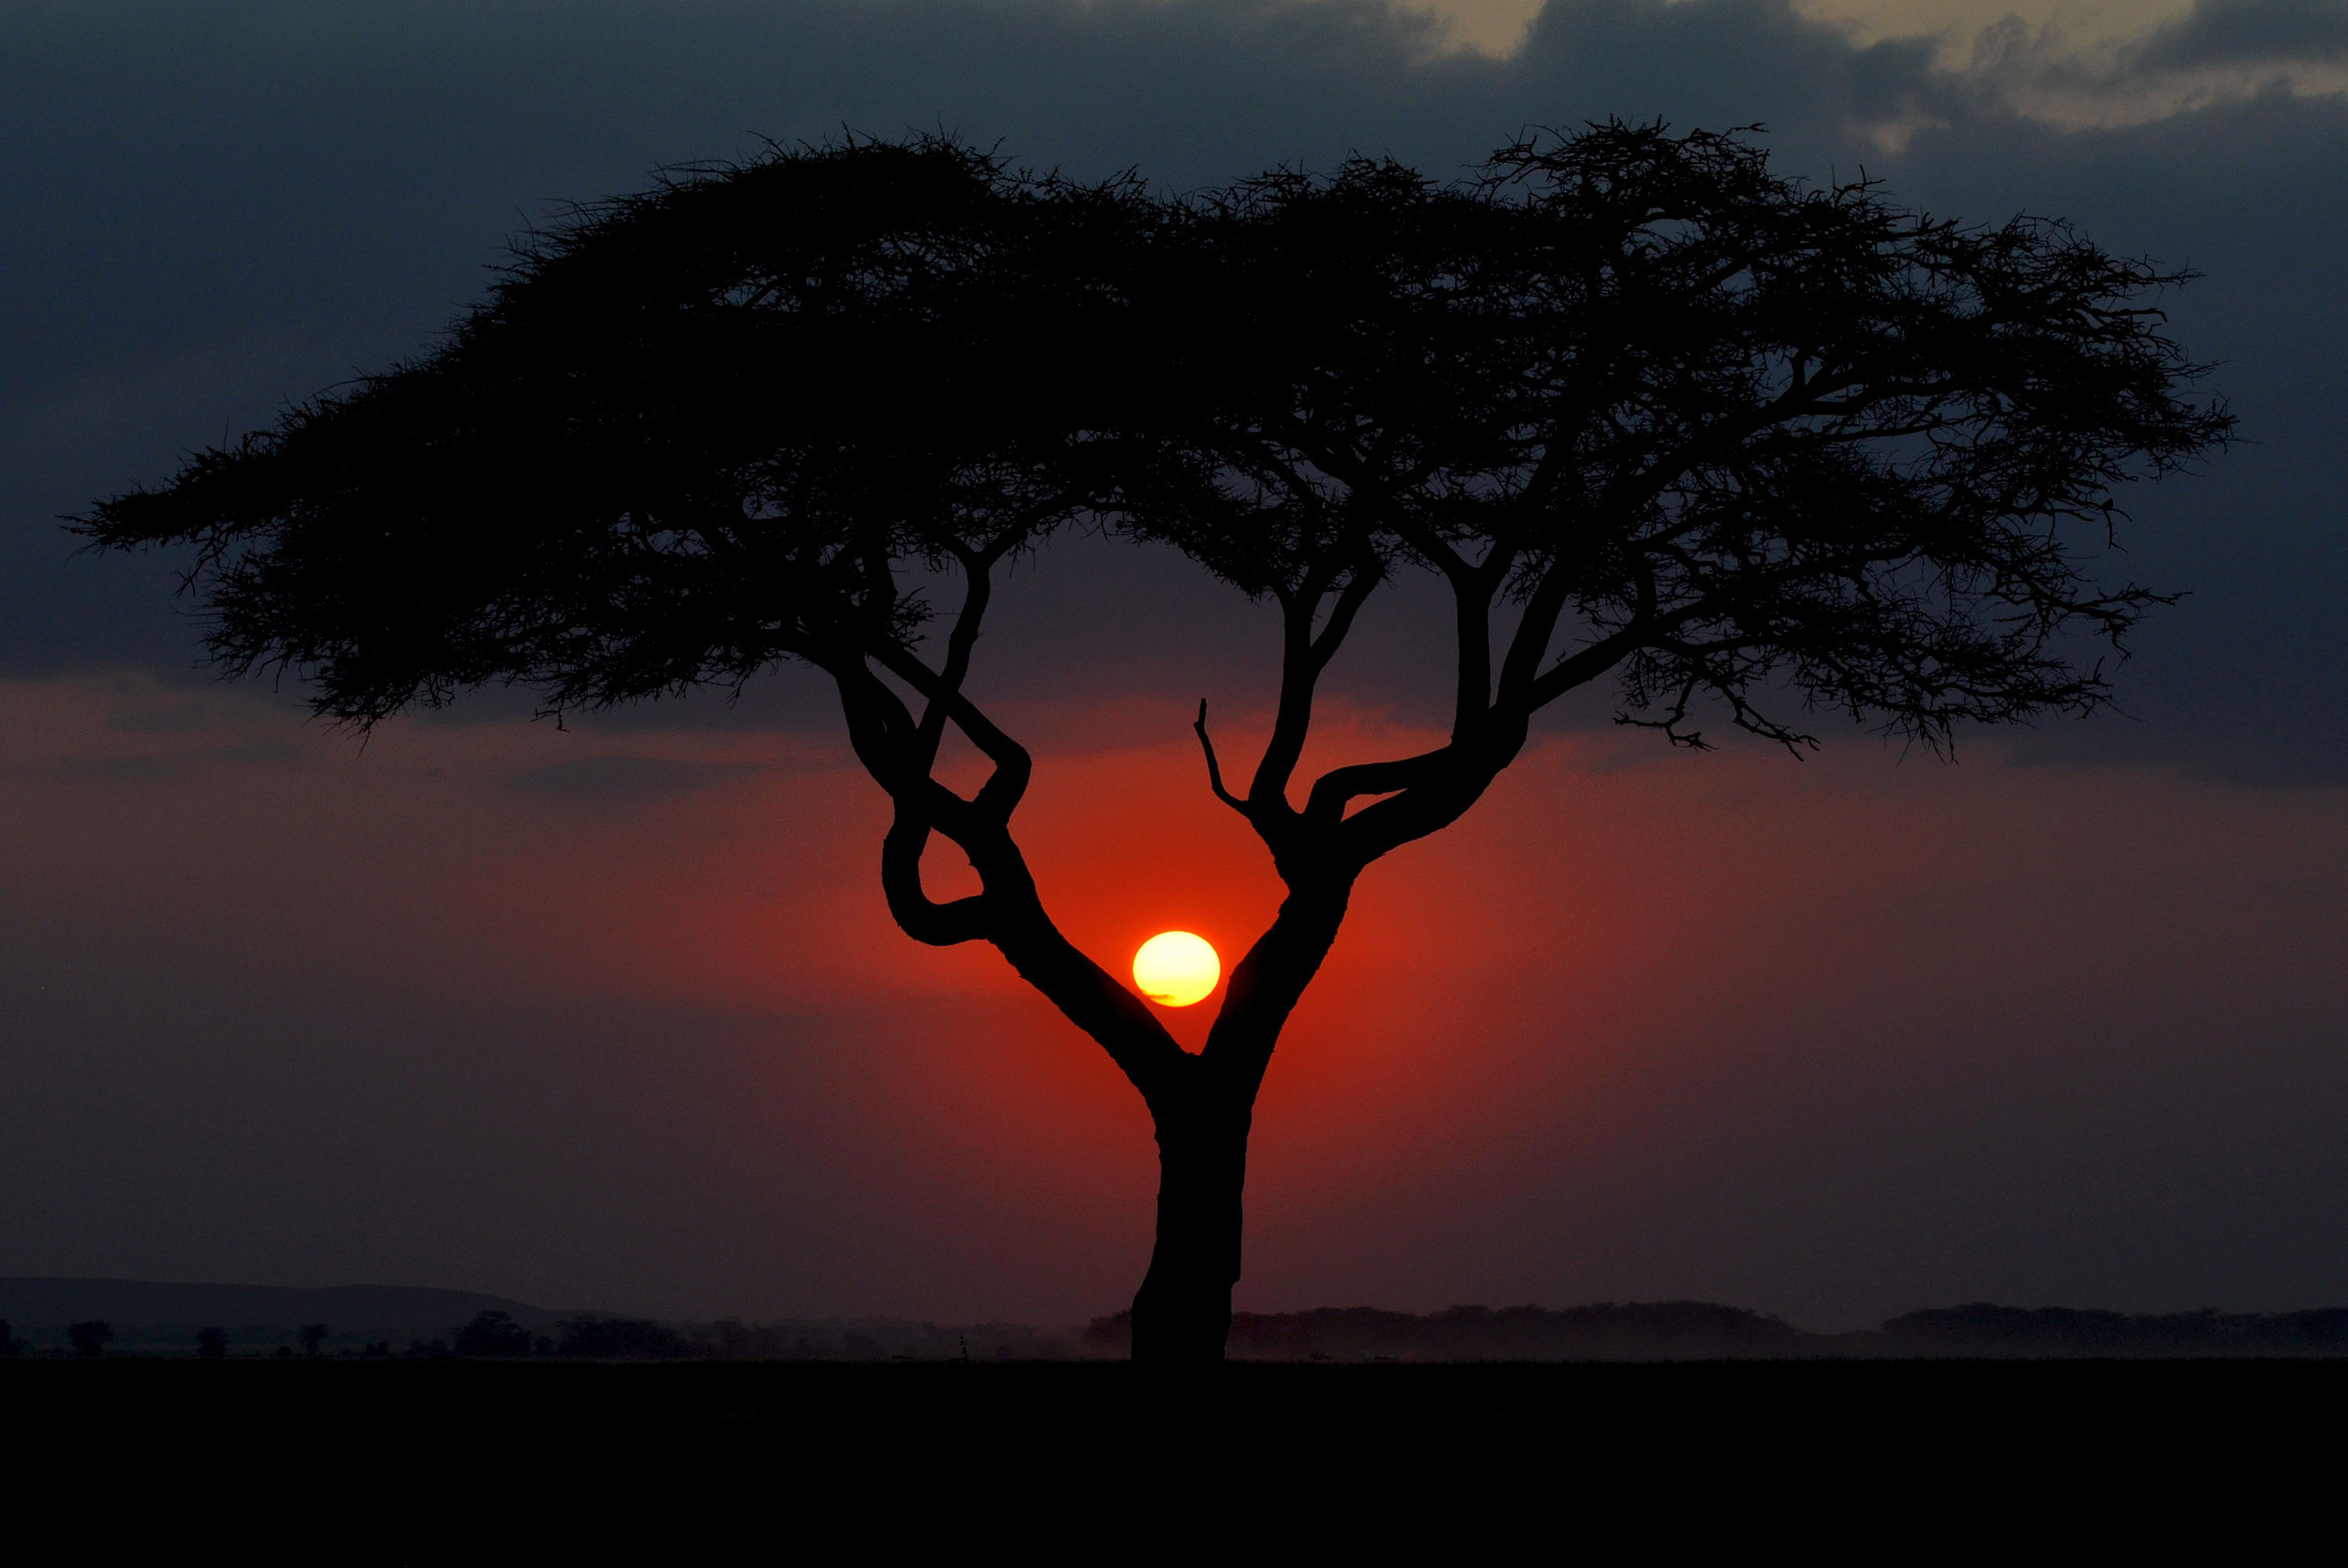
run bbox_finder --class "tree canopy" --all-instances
[83,124,2231,1361]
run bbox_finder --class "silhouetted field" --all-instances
[2,1358,2332,1545]
[3,1357,2337,1467]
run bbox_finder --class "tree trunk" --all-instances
[1129,1106,1250,1364]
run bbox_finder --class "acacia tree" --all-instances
[85,127,2229,1363]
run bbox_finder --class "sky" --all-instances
[2,0,2344,1329]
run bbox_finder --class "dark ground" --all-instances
[1,1359,2332,1554]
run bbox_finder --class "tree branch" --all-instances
[830,645,1192,1102]
[1307,560,1380,674]
[909,538,1003,775]
[1243,588,1327,815]
[960,829,1196,1104]
[1196,876,1354,1104]
[1243,555,1382,816]
[868,641,1033,822]
[880,806,992,946]
[1301,745,1453,825]
[1194,699,1249,817]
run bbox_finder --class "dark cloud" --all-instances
[1513,0,1954,136]
[2138,0,2348,70]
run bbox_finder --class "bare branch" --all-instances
[1301,745,1453,826]
[1244,592,1327,815]
[909,538,1002,775]
[880,808,992,946]
[868,641,1034,823]
[1194,699,1249,817]
[1306,561,1381,674]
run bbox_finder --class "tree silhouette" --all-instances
[452,1311,532,1358]
[299,1323,330,1357]
[82,128,2229,1362]
[555,1316,692,1359]
[196,1326,229,1359]
[67,1320,113,1358]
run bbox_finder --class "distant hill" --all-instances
[0,1278,564,1353]
[1086,1302,1813,1360]
[1086,1302,2348,1360]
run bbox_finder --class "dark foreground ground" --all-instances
[4,1359,2335,1548]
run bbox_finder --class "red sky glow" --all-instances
[4,669,2343,1328]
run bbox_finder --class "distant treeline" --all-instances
[0,1309,1075,1361]
[1871,1304,2348,1359]
[1079,1302,2348,1361]
[17,1297,2348,1361]
[429,1311,1067,1362]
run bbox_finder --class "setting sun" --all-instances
[1133,931,1219,1007]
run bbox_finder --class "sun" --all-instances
[1133,931,1220,1008]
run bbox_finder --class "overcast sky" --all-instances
[2,0,2343,1327]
